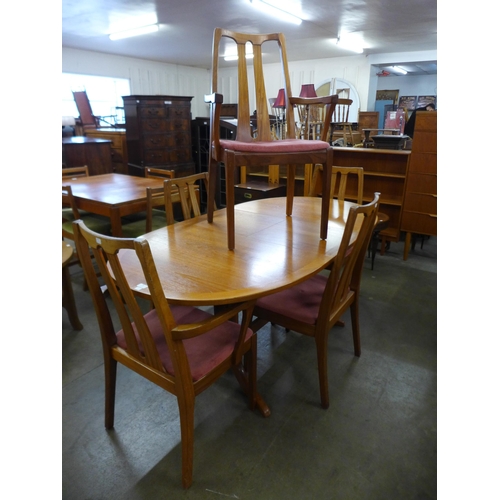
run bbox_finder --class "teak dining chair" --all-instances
[73,220,266,489]
[62,185,111,242]
[250,193,380,409]
[62,165,90,179]
[309,165,389,269]
[309,165,364,203]
[205,28,338,250]
[120,185,168,237]
[164,172,210,225]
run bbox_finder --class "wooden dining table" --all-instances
[62,173,164,236]
[117,196,360,306]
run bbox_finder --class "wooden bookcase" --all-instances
[401,112,437,259]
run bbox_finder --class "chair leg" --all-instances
[350,299,361,357]
[104,356,117,429]
[320,151,333,240]
[177,395,195,489]
[315,334,330,409]
[62,265,83,330]
[225,159,236,250]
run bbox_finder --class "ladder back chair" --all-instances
[73,220,266,489]
[331,98,355,146]
[205,28,338,250]
[250,193,380,409]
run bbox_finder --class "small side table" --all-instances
[62,242,83,330]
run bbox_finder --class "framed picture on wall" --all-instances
[417,95,437,108]
[398,96,417,110]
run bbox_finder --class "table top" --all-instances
[62,173,163,208]
[117,196,359,306]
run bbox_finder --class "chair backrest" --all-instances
[144,167,175,180]
[73,220,175,374]
[318,193,380,327]
[164,173,209,225]
[145,185,168,232]
[73,91,98,129]
[333,98,353,123]
[62,185,81,221]
[309,165,364,204]
[206,28,338,151]
[62,165,89,179]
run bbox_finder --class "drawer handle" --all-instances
[244,193,253,199]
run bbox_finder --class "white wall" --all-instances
[62,47,437,121]
[62,48,211,118]
[375,74,438,103]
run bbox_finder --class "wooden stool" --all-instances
[369,213,390,270]
[62,242,83,330]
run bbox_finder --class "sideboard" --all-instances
[62,137,113,175]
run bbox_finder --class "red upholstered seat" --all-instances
[219,139,330,153]
[117,306,253,382]
[251,194,380,409]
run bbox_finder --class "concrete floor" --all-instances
[62,236,437,499]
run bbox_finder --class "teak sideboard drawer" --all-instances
[401,211,437,236]
[234,182,287,204]
[403,192,437,214]
[406,173,437,194]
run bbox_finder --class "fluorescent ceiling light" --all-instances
[332,35,364,54]
[109,24,159,41]
[391,65,408,75]
[249,0,303,25]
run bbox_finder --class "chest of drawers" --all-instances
[400,112,437,259]
[123,95,196,177]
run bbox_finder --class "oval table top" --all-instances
[117,196,359,306]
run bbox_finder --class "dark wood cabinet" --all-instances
[62,137,113,175]
[401,112,437,259]
[84,128,128,174]
[191,117,237,208]
[123,95,196,177]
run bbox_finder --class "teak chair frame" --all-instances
[250,193,380,409]
[73,220,268,488]
[205,28,338,250]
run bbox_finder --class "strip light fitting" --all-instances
[109,24,159,41]
[391,66,408,75]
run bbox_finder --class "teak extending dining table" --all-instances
[117,196,360,306]
[114,196,361,417]
[62,173,164,236]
